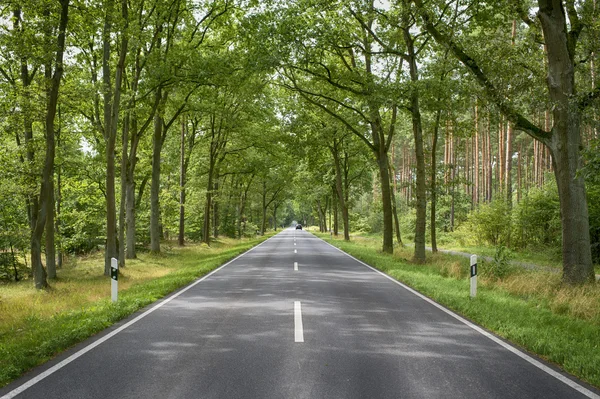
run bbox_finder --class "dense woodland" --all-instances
[0,0,599,289]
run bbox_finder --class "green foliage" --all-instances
[465,199,511,247]
[512,182,561,250]
[582,139,600,264]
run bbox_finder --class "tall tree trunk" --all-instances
[330,140,350,241]
[213,180,219,238]
[178,118,186,246]
[125,160,137,259]
[332,185,339,236]
[389,162,403,245]
[203,176,213,243]
[404,26,426,262]
[431,109,442,252]
[150,93,164,253]
[538,0,593,283]
[376,147,394,253]
[31,0,69,288]
[475,102,480,205]
[44,13,56,280]
[261,181,267,235]
[56,135,63,269]
[45,175,56,279]
[506,122,513,205]
[116,0,129,268]
[119,115,129,266]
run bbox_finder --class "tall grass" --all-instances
[0,236,269,387]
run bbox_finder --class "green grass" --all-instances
[316,232,600,389]
[0,235,271,388]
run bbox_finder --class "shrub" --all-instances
[512,183,561,250]
[466,199,511,247]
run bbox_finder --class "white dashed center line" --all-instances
[294,301,304,343]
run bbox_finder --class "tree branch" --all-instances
[413,0,551,144]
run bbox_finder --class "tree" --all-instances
[414,0,598,283]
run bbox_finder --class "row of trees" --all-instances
[265,0,598,284]
[0,0,298,288]
[0,0,598,287]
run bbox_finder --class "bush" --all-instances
[466,199,511,247]
[242,222,260,238]
[512,183,561,250]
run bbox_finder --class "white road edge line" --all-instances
[317,235,600,399]
[294,301,304,343]
[0,234,278,399]
[294,262,298,271]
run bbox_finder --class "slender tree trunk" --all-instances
[178,118,186,246]
[475,102,479,205]
[116,0,129,268]
[119,115,128,266]
[431,109,442,252]
[31,0,69,288]
[125,160,137,258]
[213,180,219,238]
[56,138,63,269]
[506,122,513,205]
[261,181,267,235]
[517,142,522,203]
[150,94,164,253]
[203,159,214,244]
[389,161,403,246]
[330,141,350,241]
[45,175,56,279]
[332,185,339,236]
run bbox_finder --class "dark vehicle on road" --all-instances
[295,224,302,230]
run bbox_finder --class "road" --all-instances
[1,229,598,399]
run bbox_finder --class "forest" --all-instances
[0,0,599,291]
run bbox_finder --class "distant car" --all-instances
[295,224,302,230]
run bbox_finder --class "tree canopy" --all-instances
[0,0,598,287]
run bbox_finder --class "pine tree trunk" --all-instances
[431,109,441,252]
[506,122,513,205]
[475,103,479,204]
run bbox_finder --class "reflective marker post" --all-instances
[470,255,477,298]
[111,257,118,302]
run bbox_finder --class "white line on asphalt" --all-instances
[294,262,298,271]
[0,235,278,399]
[294,301,304,342]
[317,235,600,399]
[294,243,296,246]
[294,249,297,254]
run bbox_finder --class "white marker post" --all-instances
[111,257,118,302]
[470,255,477,298]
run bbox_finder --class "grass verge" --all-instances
[316,232,600,389]
[0,235,271,388]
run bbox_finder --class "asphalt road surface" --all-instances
[2,229,599,399]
